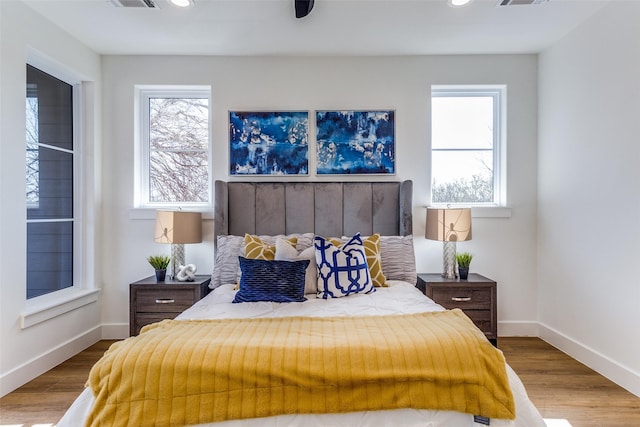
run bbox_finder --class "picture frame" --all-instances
[316,110,395,175]
[229,111,309,176]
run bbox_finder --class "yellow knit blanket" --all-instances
[86,309,515,426]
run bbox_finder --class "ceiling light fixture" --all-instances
[170,0,193,7]
[448,0,473,7]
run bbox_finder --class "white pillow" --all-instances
[275,238,317,295]
[314,234,374,299]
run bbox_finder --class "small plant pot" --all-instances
[155,269,167,282]
[458,267,469,280]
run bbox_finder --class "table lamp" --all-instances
[154,210,202,280]
[425,207,472,279]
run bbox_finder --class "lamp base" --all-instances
[442,241,457,279]
[171,243,185,280]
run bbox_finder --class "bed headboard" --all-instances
[214,180,412,243]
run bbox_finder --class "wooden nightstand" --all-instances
[129,275,211,336]
[417,273,497,346]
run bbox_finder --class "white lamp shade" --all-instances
[154,211,202,244]
[425,207,472,242]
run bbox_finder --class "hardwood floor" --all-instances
[0,337,638,426]
[500,338,640,427]
[0,340,117,426]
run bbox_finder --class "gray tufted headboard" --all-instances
[214,180,413,244]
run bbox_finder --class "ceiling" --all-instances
[21,0,610,56]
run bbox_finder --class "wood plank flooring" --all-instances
[1,337,639,426]
[0,340,116,426]
[500,338,640,427]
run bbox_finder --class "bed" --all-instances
[57,180,546,427]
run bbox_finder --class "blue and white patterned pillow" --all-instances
[233,257,309,303]
[314,233,374,299]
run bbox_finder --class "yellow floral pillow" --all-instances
[328,237,344,247]
[328,234,387,287]
[244,234,297,260]
[361,234,387,287]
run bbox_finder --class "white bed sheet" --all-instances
[58,281,546,427]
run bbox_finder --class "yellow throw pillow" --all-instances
[328,234,387,287]
[361,233,387,287]
[328,237,344,247]
[244,234,297,260]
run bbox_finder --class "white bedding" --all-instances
[57,281,546,427]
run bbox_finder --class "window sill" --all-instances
[129,208,213,221]
[21,288,100,329]
[429,205,512,218]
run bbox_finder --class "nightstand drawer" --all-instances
[431,287,491,310]
[135,313,180,332]
[418,273,497,346]
[135,289,196,313]
[463,310,493,334]
[129,275,211,336]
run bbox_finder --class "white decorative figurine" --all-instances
[176,263,197,282]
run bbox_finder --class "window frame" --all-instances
[135,86,212,209]
[25,64,81,301]
[430,85,507,207]
[21,51,99,328]
[21,55,103,329]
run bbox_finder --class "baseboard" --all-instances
[0,326,101,397]
[498,320,540,337]
[539,322,640,398]
[101,322,129,340]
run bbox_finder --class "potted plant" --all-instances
[147,255,171,282]
[456,252,473,280]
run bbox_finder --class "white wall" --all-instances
[0,1,102,396]
[4,0,639,402]
[0,2,541,396]
[538,2,640,396]
[101,54,539,337]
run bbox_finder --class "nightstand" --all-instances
[129,275,211,336]
[417,273,497,346]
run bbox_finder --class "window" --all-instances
[431,86,505,206]
[137,87,210,207]
[26,65,75,299]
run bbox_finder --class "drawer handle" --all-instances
[451,297,471,302]
[155,299,175,304]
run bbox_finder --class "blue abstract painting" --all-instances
[316,110,395,175]
[229,111,308,175]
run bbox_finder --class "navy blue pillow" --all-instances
[233,257,309,303]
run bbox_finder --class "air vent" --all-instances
[108,0,158,8]
[497,0,548,6]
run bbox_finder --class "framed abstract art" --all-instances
[229,111,309,175]
[316,110,395,175]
